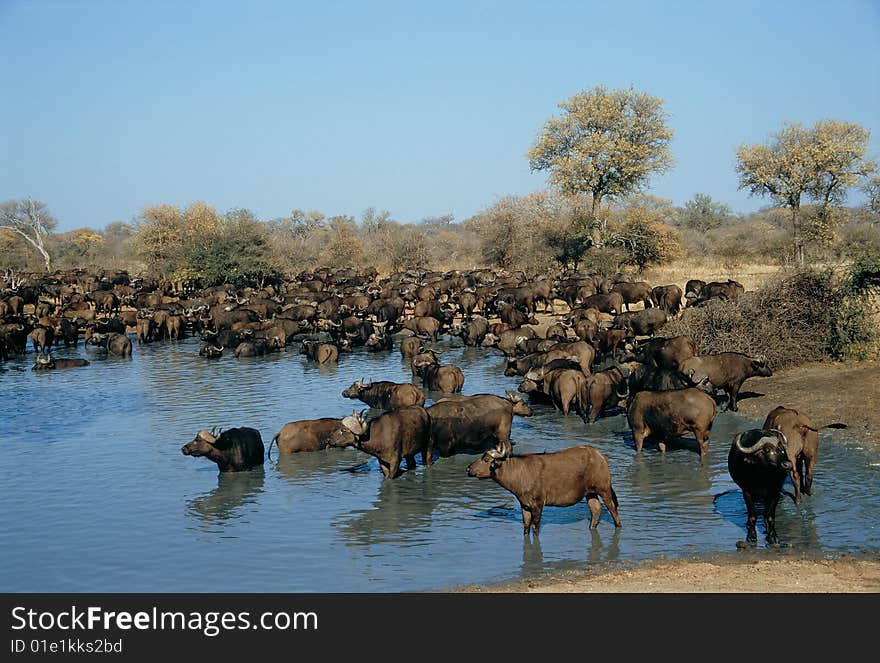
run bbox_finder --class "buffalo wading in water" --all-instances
[467,445,621,536]
[32,353,90,370]
[427,392,532,458]
[268,418,355,456]
[727,428,794,546]
[181,427,265,473]
[328,406,432,479]
[626,387,717,456]
[761,406,847,502]
[342,379,425,410]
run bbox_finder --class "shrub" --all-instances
[663,266,877,368]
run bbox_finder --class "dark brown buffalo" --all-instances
[521,367,590,419]
[342,380,426,410]
[269,418,354,455]
[611,281,653,311]
[301,340,339,363]
[411,353,465,393]
[626,388,717,456]
[762,406,847,502]
[427,392,532,457]
[456,316,490,347]
[499,303,538,328]
[631,335,699,372]
[181,427,265,473]
[612,308,667,336]
[328,406,431,478]
[400,336,424,358]
[88,332,132,357]
[582,366,629,423]
[688,279,744,305]
[651,284,683,316]
[467,445,621,536]
[29,325,54,354]
[679,352,773,411]
[727,428,793,545]
[481,326,537,357]
[400,316,441,342]
[580,292,624,315]
[198,343,224,358]
[32,354,90,369]
[504,341,595,377]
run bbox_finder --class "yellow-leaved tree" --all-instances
[736,120,876,265]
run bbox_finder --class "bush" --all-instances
[662,267,877,368]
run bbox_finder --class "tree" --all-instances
[528,86,674,221]
[0,198,57,271]
[863,175,880,220]
[680,193,733,232]
[608,206,682,271]
[737,120,876,265]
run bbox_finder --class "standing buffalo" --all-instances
[342,380,426,410]
[410,352,465,393]
[613,308,667,336]
[269,418,354,455]
[650,284,683,317]
[301,340,339,363]
[679,353,773,411]
[427,392,532,457]
[328,406,431,478]
[181,427,265,473]
[87,332,132,357]
[762,406,847,502]
[467,445,621,536]
[727,428,793,545]
[626,388,717,456]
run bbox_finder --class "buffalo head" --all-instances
[181,429,220,457]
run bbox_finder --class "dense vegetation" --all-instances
[2,85,877,287]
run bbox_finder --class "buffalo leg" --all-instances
[727,384,740,412]
[598,489,621,527]
[404,455,416,471]
[764,493,780,545]
[743,492,758,543]
[520,506,533,536]
[803,453,816,496]
[790,460,803,503]
[631,426,649,452]
[530,503,544,536]
[587,496,602,528]
[696,431,710,457]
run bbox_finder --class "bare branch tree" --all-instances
[0,198,57,272]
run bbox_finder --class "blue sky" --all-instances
[1,0,878,232]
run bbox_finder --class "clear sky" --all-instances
[1,0,878,232]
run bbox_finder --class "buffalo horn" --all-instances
[734,431,778,454]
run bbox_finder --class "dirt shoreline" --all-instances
[456,360,880,593]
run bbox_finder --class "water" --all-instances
[1,336,878,592]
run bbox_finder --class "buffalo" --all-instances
[269,418,354,455]
[467,445,621,536]
[427,392,532,457]
[762,406,847,502]
[181,427,265,473]
[679,352,773,411]
[727,428,793,545]
[342,380,426,410]
[627,388,717,456]
[328,406,431,478]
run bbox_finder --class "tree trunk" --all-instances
[791,206,804,267]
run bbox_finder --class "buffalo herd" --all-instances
[1,265,846,546]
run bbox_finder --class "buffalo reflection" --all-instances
[186,468,265,525]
